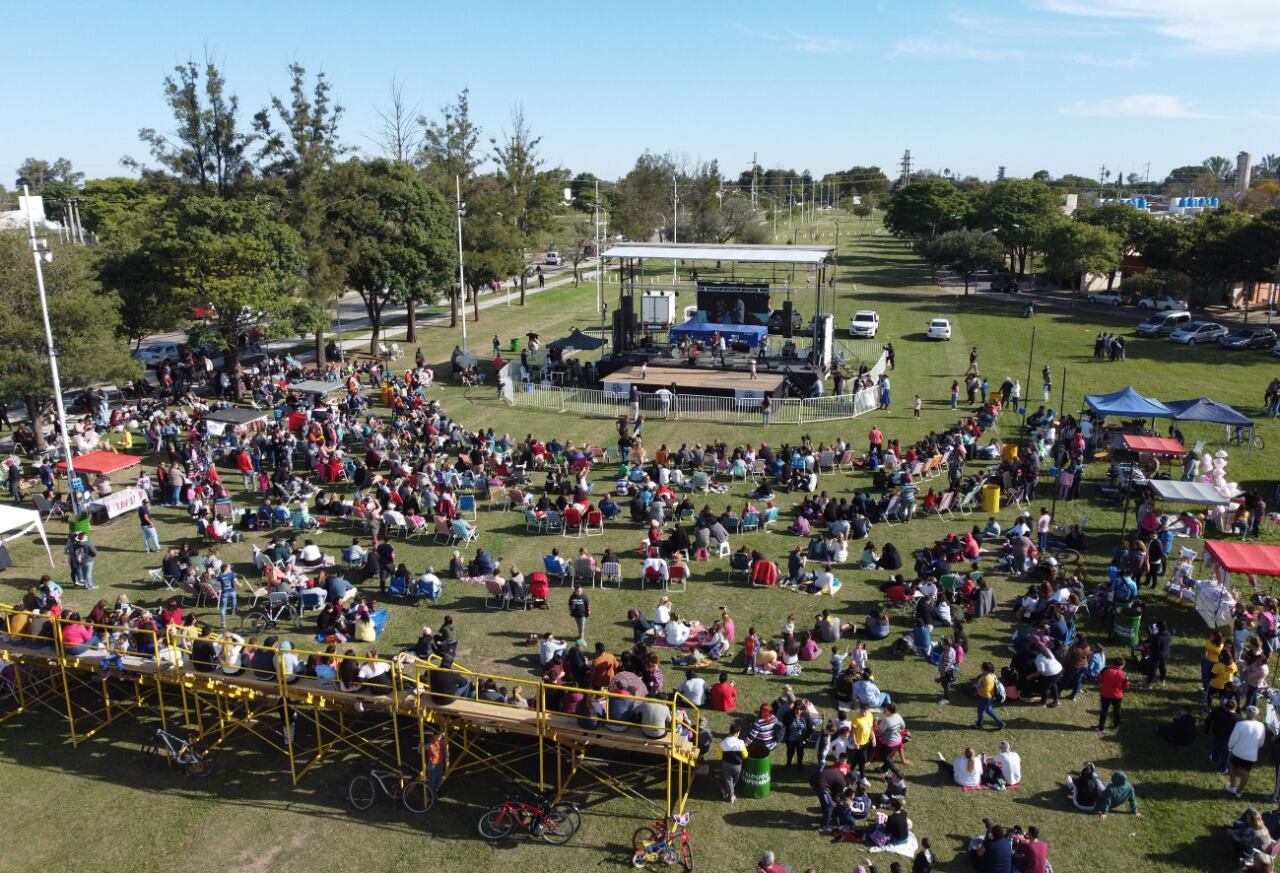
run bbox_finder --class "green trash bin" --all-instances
[67,515,91,536]
[740,751,772,799]
[511,338,521,353]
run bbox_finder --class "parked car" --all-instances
[1087,291,1127,306]
[766,307,803,334]
[848,310,880,338]
[1169,321,1228,345]
[1219,326,1278,350]
[131,343,182,366]
[544,251,561,265]
[1135,310,1192,337]
[1136,294,1188,311]
[926,318,952,340]
[990,273,1020,293]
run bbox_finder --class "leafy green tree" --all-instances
[79,177,162,237]
[1226,208,1280,298]
[614,152,678,243]
[148,197,305,394]
[1078,201,1158,289]
[0,231,139,449]
[321,158,455,354]
[918,229,1005,295]
[823,166,891,197]
[127,58,258,198]
[254,62,348,354]
[967,179,1062,274]
[1177,207,1253,302]
[418,89,484,326]
[1202,156,1233,181]
[14,157,83,190]
[1040,221,1123,291]
[882,179,967,238]
[490,105,565,306]
[1124,269,1190,302]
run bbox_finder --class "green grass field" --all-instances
[0,213,1275,873]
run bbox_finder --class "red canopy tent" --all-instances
[1204,541,1280,577]
[57,450,142,476]
[1119,434,1184,456]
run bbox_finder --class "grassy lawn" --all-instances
[0,215,1275,872]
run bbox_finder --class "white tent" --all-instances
[0,504,54,566]
[1149,479,1235,506]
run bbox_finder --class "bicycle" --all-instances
[139,728,216,778]
[240,593,302,634]
[631,811,693,870]
[477,790,578,844]
[347,767,435,814]
[1227,425,1265,450]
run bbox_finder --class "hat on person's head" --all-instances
[279,640,292,650]
[575,639,586,647]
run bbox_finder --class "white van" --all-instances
[1135,310,1191,337]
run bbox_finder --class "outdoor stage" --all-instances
[602,363,785,396]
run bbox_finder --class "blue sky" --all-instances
[6,0,1278,186]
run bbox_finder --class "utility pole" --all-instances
[22,185,79,513]
[751,152,758,212]
[899,149,912,185]
[455,175,468,353]
[672,176,679,285]
[594,179,603,318]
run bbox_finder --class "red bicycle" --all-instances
[477,790,578,844]
[631,811,693,870]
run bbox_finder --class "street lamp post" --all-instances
[455,175,468,353]
[21,185,80,512]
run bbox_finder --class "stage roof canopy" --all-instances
[1206,541,1280,577]
[601,242,834,266]
[548,328,607,351]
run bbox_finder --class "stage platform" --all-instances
[603,364,785,394]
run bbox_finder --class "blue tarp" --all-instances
[1084,386,1173,419]
[1164,397,1252,427]
[667,320,768,349]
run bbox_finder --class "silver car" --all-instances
[1168,321,1227,345]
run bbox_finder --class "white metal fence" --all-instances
[509,352,889,425]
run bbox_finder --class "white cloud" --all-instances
[733,23,857,54]
[890,37,1025,61]
[1070,52,1141,68]
[1058,93,1211,118]
[1040,0,1280,54]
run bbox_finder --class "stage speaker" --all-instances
[782,300,794,338]
[611,310,625,352]
[621,296,637,331]
[732,341,751,354]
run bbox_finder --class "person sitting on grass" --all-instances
[1096,770,1141,820]
[1226,807,1276,861]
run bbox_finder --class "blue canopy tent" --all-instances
[1165,397,1257,457]
[667,320,768,349]
[1083,386,1173,419]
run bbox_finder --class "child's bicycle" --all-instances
[631,811,693,870]
[139,728,216,778]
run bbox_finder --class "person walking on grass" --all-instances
[568,585,590,640]
[719,723,746,803]
[950,381,959,410]
[974,661,1006,729]
[1227,705,1267,798]
[914,395,922,420]
[1094,656,1129,732]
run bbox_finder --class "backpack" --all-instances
[993,678,1007,705]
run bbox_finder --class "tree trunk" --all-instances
[405,298,418,343]
[520,274,527,305]
[23,395,47,452]
[315,329,326,366]
[573,264,580,286]
[471,286,481,322]
[368,317,381,356]
[964,274,970,296]
[450,289,459,327]
[226,343,243,401]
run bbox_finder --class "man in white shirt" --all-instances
[1227,705,1267,797]
[992,740,1021,786]
[298,540,323,564]
[652,597,672,630]
[719,725,747,803]
[678,669,708,706]
[538,632,567,667]
[1008,516,1031,539]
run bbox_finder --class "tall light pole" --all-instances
[672,176,679,286]
[595,180,603,317]
[454,175,468,353]
[21,185,79,512]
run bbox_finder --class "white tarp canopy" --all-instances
[1150,479,1236,506]
[0,504,53,566]
[601,242,834,266]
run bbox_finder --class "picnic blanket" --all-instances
[962,783,1021,792]
[868,833,919,858]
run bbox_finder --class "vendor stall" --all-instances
[290,380,345,398]
[56,450,142,477]
[205,406,270,436]
[0,504,54,566]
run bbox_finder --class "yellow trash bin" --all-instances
[981,484,1002,514]
[380,384,393,404]
[1001,444,1019,462]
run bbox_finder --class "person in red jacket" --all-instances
[1094,656,1129,732]
[709,672,738,712]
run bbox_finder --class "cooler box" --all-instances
[981,484,1001,514]
[740,752,772,799]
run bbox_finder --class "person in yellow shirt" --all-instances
[974,661,1006,729]
[1208,649,1239,710]
[849,704,877,777]
[1201,631,1225,703]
